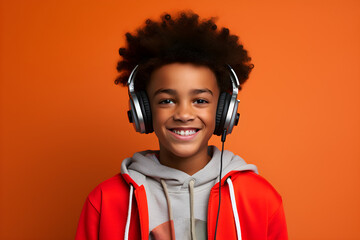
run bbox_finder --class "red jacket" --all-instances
[75,170,288,240]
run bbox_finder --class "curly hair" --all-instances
[115,11,254,92]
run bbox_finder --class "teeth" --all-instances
[172,129,197,136]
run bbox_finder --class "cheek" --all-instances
[152,108,170,130]
[199,107,217,129]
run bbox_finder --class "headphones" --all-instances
[127,64,240,136]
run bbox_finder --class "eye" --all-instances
[159,99,175,104]
[194,99,209,104]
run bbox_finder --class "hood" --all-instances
[121,145,258,188]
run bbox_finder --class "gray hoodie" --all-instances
[121,145,258,240]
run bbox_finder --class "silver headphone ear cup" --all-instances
[137,91,153,134]
[128,100,138,132]
[214,92,231,136]
[215,92,226,136]
[128,94,145,133]
[214,65,241,136]
[226,99,240,134]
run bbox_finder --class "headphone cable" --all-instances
[214,129,227,240]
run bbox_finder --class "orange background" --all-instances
[1,0,359,239]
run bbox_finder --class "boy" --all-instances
[75,11,288,240]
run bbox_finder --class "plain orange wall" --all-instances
[1,0,359,239]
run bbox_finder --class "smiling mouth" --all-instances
[169,129,200,136]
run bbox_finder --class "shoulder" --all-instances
[229,171,283,212]
[87,174,130,211]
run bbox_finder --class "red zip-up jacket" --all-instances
[75,170,288,240]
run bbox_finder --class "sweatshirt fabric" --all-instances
[75,146,288,240]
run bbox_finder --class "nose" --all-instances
[173,102,195,122]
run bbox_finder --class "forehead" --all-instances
[146,63,219,94]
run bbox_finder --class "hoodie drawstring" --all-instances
[160,179,174,224]
[124,184,134,240]
[226,178,242,240]
[160,179,175,240]
[189,179,196,240]
[160,179,197,240]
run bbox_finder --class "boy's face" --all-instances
[146,63,220,159]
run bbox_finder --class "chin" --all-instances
[165,142,207,159]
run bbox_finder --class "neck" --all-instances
[158,145,211,176]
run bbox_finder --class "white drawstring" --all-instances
[226,178,242,240]
[160,179,174,224]
[160,179,197,240]
[189,179,196,240]
[160,179,175,240]
[124,184,134,240]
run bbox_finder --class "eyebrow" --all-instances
[153,89,176,97]
[153,88,213,97]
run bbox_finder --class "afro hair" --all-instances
[115,11,254,92]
